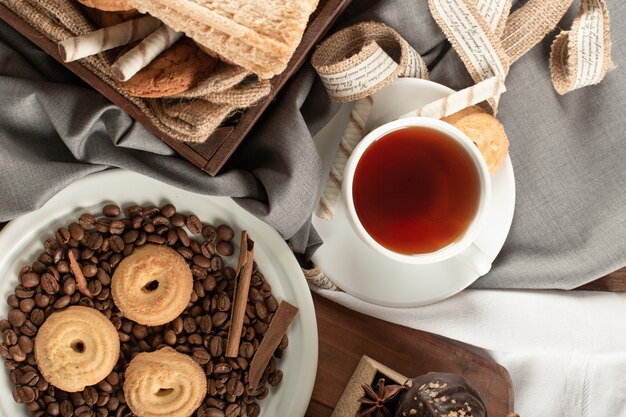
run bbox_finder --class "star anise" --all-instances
[357,378,405,417]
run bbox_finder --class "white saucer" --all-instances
[0,170,317,417]
[312,78,516,307]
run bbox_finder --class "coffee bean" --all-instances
[217,294,231,312]
[189,256,209,270]
[212,311,229,328]
[265,295,279,313]
[54,295,71,309]
[177,228,191,247]
[143,223,155,233]
[254,301,268,321]
[147,234,165,245]
[60,400,73,417]
[246,403,261,417]
[47,401,60,416]
[75,404,92,417]
[19,298,35,313]
[199,224,216,240]
[239,342,254,359]
[225,403,241,417]
[30,309,45,326]
[103,204,121,218]
[110,235,125,253]
[20,272,40,289]
[191,265,208,280]
[14,385,36,403]
[192,348,211,365]
[209,336,224,357]
[78,214,96,230]
[183,317,197,333]
[159,203,175,218]
[164,330,177,345]
[8,309,26,327]
[215,224,234,242]
[204,408,225,417]
[109,220,125,235]
[7,294,19,308]
[177,246,193,260]
[185,215,202,235]
[278,335,289,350]
[68,223,85,242]
[214,362,231,374]
[211,256,223,272]
[85,232,104,250]
[3,329,17,345]
[18,336,33,354]
[62,278,76,296]
[20,321,37,337]
[0,319,10,333]
[214,241,233,257]
[152,215,169,226]
[80,264,96,279]
[55,228,70,245]
[268,369,283,386]
[83,386,98,406]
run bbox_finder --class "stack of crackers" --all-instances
[66,0,318,104]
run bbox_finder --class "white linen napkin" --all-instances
[314,288,626,416]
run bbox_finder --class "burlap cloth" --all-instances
[0,0,271,143]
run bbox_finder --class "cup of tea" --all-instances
[342,117,492,275]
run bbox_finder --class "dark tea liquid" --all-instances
[353,126,480,254]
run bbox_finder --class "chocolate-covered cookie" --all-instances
[394,373,487,417]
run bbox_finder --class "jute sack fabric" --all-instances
[0,0,270,143]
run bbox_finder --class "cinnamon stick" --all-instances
[248,301,299,389]
[225,231,254,358]
[68,250,93,298]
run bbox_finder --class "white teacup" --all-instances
[342,117,492,276]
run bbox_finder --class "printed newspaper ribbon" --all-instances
[429,0,613,102]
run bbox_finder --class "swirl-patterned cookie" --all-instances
[34,306,120,392]
[111,245,193,326]
[124,347,207,417]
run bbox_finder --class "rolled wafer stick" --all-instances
[315,96,374,221]
[111,24,183,81]
[400,76,506,120]
[58,16,162,62]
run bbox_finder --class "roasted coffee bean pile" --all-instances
[0,203,287,417]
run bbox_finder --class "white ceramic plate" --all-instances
[0,170,317,417]
[312,78,516,307]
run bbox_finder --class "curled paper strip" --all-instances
[311,22,428,103]
[550,0,613,95]
[58,16,162,62]
[428,0,613,104]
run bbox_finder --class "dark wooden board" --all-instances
[0,0,351,175]
[308,293,514,417]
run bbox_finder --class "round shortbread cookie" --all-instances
[111,245,193,326]
[124,347,207,417]
[34,306,120,392]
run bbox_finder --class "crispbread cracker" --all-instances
[125,0,319,78]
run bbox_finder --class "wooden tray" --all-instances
[308,293,514,417]
[0,0,351,176]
